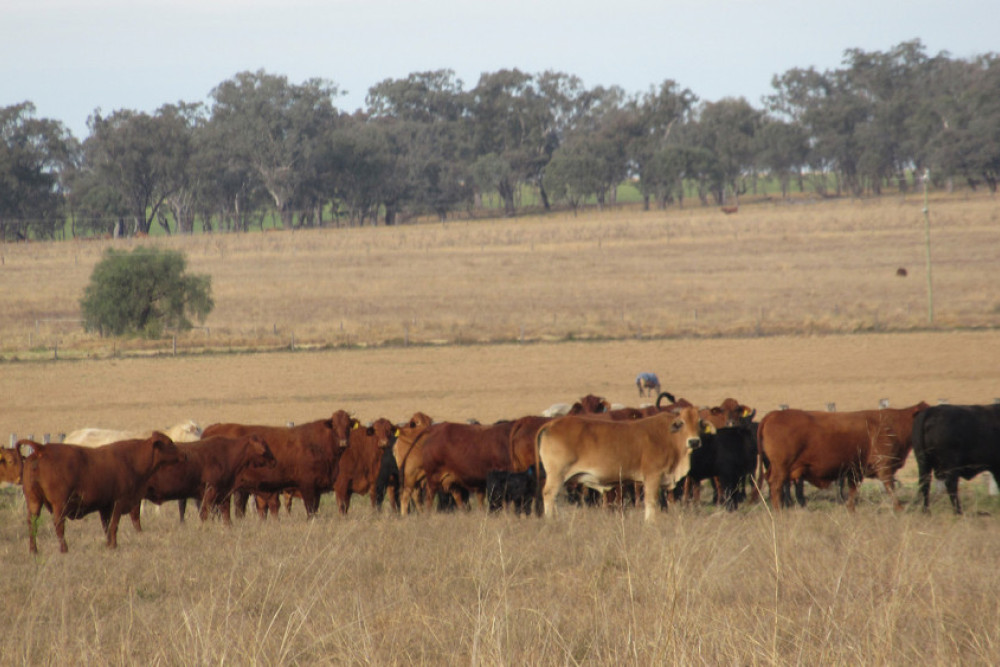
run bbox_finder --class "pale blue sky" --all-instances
[2,0,995,139]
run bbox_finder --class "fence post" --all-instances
[878,398,890,409]
[826,402,836,412]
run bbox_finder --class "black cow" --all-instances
[374,445,400,512]
[485,468,538,515]
[675,424,757,511]
[913,404,1000,514]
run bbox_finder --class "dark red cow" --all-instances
[332,418,397,514]
[203,409,360,518]
[139,434,276,526]
[416,420,516,511]
[19,433,185,553]
[757,403,928,512]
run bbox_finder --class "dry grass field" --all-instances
[2,193,1000,664]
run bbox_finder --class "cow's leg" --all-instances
[917,468,934,512]
[879,471,903,511]
[541,473,564,518]
[124,503,141,531]
[945,475,962,514]
[53,508,70,553]
[178,498,187,523]
[299,489,320,518]
[201,488,218,522]
[795,480,806,507]
[233,489,250,518]
[768,468,788,510]
[253,493,278,520]
[643,474,663,521]
[106,506,122,549]
[845,480,859,513]
[26,498,45,554]
[399,486,412,516]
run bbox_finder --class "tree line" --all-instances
[2,39,998,240]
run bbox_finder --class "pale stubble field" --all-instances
[2,195,1000,664]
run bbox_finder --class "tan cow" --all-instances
[392,412,435,516]
[537,406,704,521]
[64,420,203,447]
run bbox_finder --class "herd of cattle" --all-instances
[1,390,999,554]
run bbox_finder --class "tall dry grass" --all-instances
[1,490,998,664]
[3,194,999,360]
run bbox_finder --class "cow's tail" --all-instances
[533,424,549,517]
[911,409,932,511]
[752,417,768,505]
[656,391,677,409]
[16,440,44,461]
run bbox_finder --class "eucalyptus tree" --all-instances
[694,97,762,203]
[469,69,556,216]
[543,134,609,212]
[0,102,76,240]
[631,80,697,209]
[209,70,342,229]
[84,107,192,235]
[769,66,867,196]
[925,54,1000,191]
[366,70,473,220]
[756,117,809,197]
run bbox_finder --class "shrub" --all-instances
[80,247,213,337]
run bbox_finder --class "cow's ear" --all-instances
[701,421,717,435]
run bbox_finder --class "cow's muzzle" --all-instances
[687,437,701,450]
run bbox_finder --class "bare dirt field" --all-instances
[2,195,1000,664]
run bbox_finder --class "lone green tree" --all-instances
[81,247,213,337]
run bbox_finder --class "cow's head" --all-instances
[574,394,610,414]
[327,410,361,448]
[368,418,397,448]
[147,432,185,469]
[671,406,704,451]
[400,412,433,433]
[245,434,277,469]
[0,446,25,485]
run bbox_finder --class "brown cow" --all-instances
[19,433,185,553]
[418,420,516,510]
[332,418,397,514]
[393,412,435,516]
[509,395,616,474]
[204,409,360,518]
[757,402,929,512]
[537,406,704,521]
[140,434,276,526]
[0,446,24,486]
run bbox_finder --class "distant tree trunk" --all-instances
[539,182,551,211]
[499,180,516,217]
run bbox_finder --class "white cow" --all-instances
[63,420,202,447]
